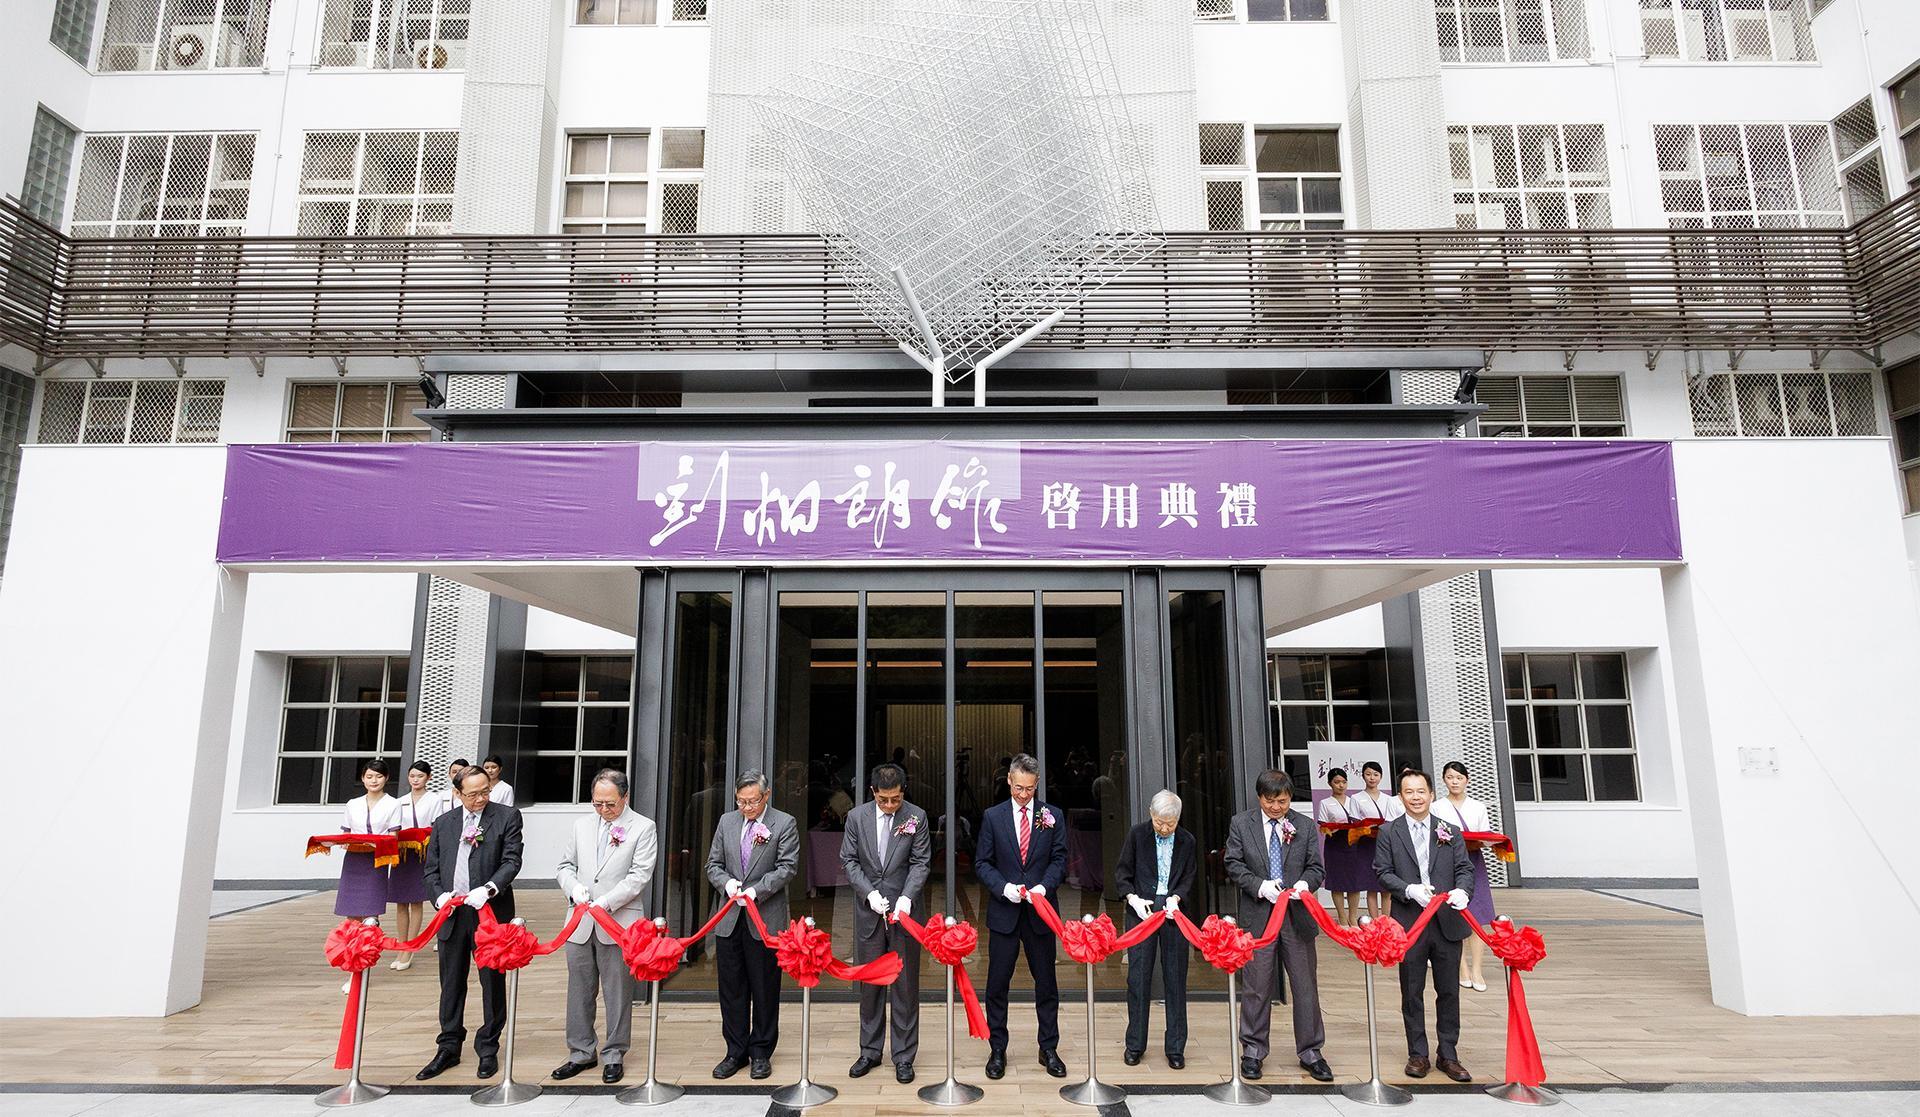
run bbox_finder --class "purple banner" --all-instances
[216,439,1680,564]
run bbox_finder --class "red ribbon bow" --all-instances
[1346,915,1413,967]
[1192,914,1257,974]
[472,915,539,972]
[740,900,903,989]
[1483,920,1547,972]
[894,913,989,1040]
[323,919,385,974]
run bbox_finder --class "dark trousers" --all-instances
[435,907,507,1057]
[1398,932,1464,1061]
[1124,917,1188,1056]
[717,921,780,1061]
[985,907,1060,1054]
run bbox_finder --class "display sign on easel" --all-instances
[1306,741,1391,813]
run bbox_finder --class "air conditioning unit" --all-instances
[167,23,245,69]
[101,41,155,72]
[412,39,450,69]
[319,40,369,67]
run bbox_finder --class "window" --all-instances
[1476,375,1625,437]
[37,379,225,444]
[562,129,703,234]
[1270,653,1381,789]
[0,367,31,579]
[315,0,469,69]
[20,108,79,227]
[296,131,458,235]
[1888,359,1920,514]
[1893,67,1920,191]
[1640,0,1814,62]
[69,132,255,237]
[1687,370,1877,437]
[1199,125,1343,230]
[1435,0,1590,63]
[97,0,272,72]
[1450,124,1611,229]
[50,0,99,64]
[285,381,431,442]
[574,0,706,25]
[529,654,633,803]
[276,656,410,805]
[1654,122,1844,228]
[1832,98,1890,222]
[1503,652,1637,802]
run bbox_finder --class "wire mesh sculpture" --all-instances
[748,0,1163,387]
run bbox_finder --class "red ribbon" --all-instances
[740,897,903,989]
[322,902,459,1069]
[589,902,734,983]
[473,904,587,971]
[1026,892,1166,964]
[1317,818,1384,845]
[894,912,989,1040]
[1464,914,1550,1086]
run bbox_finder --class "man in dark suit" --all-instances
[417,766,524,1081]
[703,769,800,1081]
[974,752,1069,1080]
[1114,789,1197,1070]
[1373,767,1476,1083]
[1222,769,1332,1082]
[839,762,933,1083]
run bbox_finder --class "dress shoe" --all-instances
[750,1058,772,1080]
[1240,1057,1262,1080]
[848,1055,881,1078]
[985,1050,1007,1079]
[1123,1048,1143,1066]
[895,1063,915,1084]
[477,1055,498,1079]
[1039,1049,1067,1077]
[550,1058,597,1081]
[1301,1058,1333,1082]
[1404,1055,1431,1078]
[1436,1057,1472,1083]
[416,1051,460,1080]
[1167,1053,1186,1070]
[713,1055,747,1079]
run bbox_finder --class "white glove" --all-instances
[1448,888,1470,910]
[1291,880,1311,896]
[463,888,490,910]
[588,896,605,909]
[1126,894,1152,921]
[1028,885,1046,898]
[1257,880,1283,903]
[724,878,742,898]
[1164,894,1181,914]
[1002,883,1024,904]
[743,887,757,901]
[433,892,453,910]
[570,884,591,905]
[1407,884,1436,906]
[893,895,912,918]
[867,890,890,915]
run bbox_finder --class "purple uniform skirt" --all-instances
[335,851,391,917]
[1465,847,1497,923]
[388,848,431,904]
[1326,831,1385,893]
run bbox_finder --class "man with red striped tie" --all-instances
[974,753,1069,1081]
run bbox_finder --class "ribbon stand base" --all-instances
[1486,966,1559,1106]
[770,983,837,1109]
[617,980,683,1107]
[1339,961,1411,1107]
[316,945,389,1108]
[1201,970,1269,1106]
[1059,961,1124,1107]
[918,965,984,1107]
[472,922,542,1108]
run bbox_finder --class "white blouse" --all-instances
[397,790,443,830]
[1434,796,1491,833]
[490,780,515,807]
[342,793,403,835]
[1350,789,1404,822]
[1316,795,1355,824]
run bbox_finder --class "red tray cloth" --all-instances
[1462,830,1518,862]
[395,827,432,855]
[1317,818,1383,845]
[306,833,400,868]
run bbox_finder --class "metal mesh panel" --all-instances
[21,109,79,227]
[1343,0,1450,228]
[1832,98,1877,162]
[660,182,701,234]
[68,131,254,236]
[32,378,224,444]
[1417,574,1508,886]
[1641,0,1814,62]
[1435,0,1585,63]
[37,381,85,444]
[1844,154,1889,222]
[1199,122,1244,166]
[1829,372,1876,436]
[98,0,272,71]
[314,0,470,69]
[1655,121,1845,228]
[1695,370,1877,437]
[412,575,490,782]
[444,373,511,409]
[0,367,30,579]
[1451,123,1611,229]
[1194,0,1234,17]
[297,131,457,235]
[1204,178,1245,230]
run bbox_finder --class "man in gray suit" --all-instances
[703,769,800,1081]
[551,769,657,1085]
[1223,769,1333,1083]
[839,763,932,1084]
[1373,768,1475,1083]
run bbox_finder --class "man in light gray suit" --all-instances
[839,763,933,1084]
[704,769,800,1081]
[1223,769,1333,1083]
[551,769,656,1085]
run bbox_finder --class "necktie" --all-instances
[877,809,890,862]
[1018,804,1031,863]
[1413,820,1431,886]
[597,819,611,866]
[740,819,755,873]
[453,811,475,894]
[1267,818,1284,880]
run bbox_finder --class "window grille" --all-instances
[36,379,225,444]
[296,131,458,235]
[1269,653,1383,791]
[1893,69,1920,191]
[21,108,79,227]
[1887,359,1920,514]
[69,132,255,237]
[1831,99,1889,222]
[529,654,634,803]
[314,0,469,69]
[1204,179,1246,230]
[1476,375,1625,437]
[1504,652,1639,802]
[1435,0,1590,63]
[1654,122,1844,228]
[50,0,99,64]
[561,130,703,234]
[575,0,704,24]
[97,0,272,72]
[0,367,31,580]
[1450,124,1611,229]
[285,380,431,442]
[1687,370,1876,437]
[1809,0,1834,15]
[1246,0,1329,20]
[1194,0,1235,19]
[1640,0,1814,63]
[275,655,410,805]
[1198,122,1244,167]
